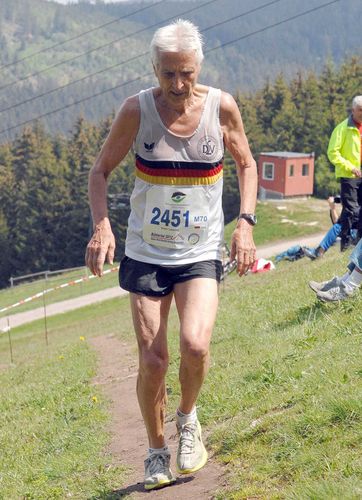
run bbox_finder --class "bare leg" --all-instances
[173,278,219,414]
[130,292,173,448]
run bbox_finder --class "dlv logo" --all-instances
[202,139,215,155]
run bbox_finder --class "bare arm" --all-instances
[85,95,140,276]
[327,196,339,224]
[220,92,258,276]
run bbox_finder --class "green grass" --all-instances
[0,263,120,319]
[203,247,362,498]
[0,299,132,499]
[3,243,360,498]
[1,197,360,498]
[224,197,330,247]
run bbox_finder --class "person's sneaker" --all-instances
[303,247,317,260]
[309,276,341,293]
[176,420,208,474]
[144,452,176,490]
[317,282,355,302]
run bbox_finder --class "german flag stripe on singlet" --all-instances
[135,154,223,186]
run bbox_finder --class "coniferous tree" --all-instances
[0,142,13,286]
[270,77,300,152]
[6,122,70,276]
[222,153,240,225]
[65,116,98,267]
[236,92,266,160]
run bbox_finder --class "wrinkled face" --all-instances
[352,104,362,124]
[153,51,201,105]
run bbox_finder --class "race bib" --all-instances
[143,186,209,249]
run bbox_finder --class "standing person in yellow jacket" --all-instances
[328,95,362,251]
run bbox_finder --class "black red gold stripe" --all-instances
[135,155,223,185]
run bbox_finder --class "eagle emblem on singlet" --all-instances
[144,142,155,152]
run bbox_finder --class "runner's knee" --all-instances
[139,350,169,379]
[180,339,209,363]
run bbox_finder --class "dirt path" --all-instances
[90,334,226,499]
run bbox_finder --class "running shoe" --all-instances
[176,420,208,474]
[317,282,354,302]
[144,452,176,490]
[308,276,341,293]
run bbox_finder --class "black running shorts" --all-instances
[119,256,223,297]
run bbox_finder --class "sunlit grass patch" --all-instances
[0,298,131,498]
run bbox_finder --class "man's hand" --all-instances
[85,219,116,277]
[327,196,336,209]
[230,221,256,276]
[352,168,362,178]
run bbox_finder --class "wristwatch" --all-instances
[237,213,257,225]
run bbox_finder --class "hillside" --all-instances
[1,236,361,497]
[0,0,360,139]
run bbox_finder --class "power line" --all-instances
[0,0,219,93]
[0,0,165,72]
[0,74,149,137]
[0,51,149,114]
[206,0,341,54]
[0,0,283,115]
[0,0,342,137]
[202,0,282,33]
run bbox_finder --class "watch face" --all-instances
[239,213,257,225]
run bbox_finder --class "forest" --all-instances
[0,0,360,139]
[0,55,360,288]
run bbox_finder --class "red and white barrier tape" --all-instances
[0,266,120,315]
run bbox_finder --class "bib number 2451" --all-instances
[150,207,192,228]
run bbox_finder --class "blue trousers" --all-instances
[350,237,362,270]
[319,223,342,251]
[318,224,357,252]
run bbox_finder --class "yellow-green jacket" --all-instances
[327,115,361,179]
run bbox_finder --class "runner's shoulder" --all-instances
[115,94,141,128]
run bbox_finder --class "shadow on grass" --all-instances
[275,300,327,331]
[90,475,194,499]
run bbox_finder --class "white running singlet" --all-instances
[125,86,225,265]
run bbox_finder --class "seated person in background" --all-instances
[304,196,357,260]
[309,236,362,301]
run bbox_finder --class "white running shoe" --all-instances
[317,282,355,302]
[176,420,208,474]
[144,452,176,490]
[309,276,341,294]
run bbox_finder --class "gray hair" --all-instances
[352,95,362,108]
[150,19,204,66]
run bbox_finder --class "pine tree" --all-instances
[6,122,70,276]
[0,142,13,287]
[65,116,98,267]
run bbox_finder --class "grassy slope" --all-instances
[169,246,362,499]
[224,198,330,248]
[0,299,131,499]
[1,244,361,497]
[0,263,120,316]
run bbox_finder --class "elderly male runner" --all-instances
[86,19,257,491]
